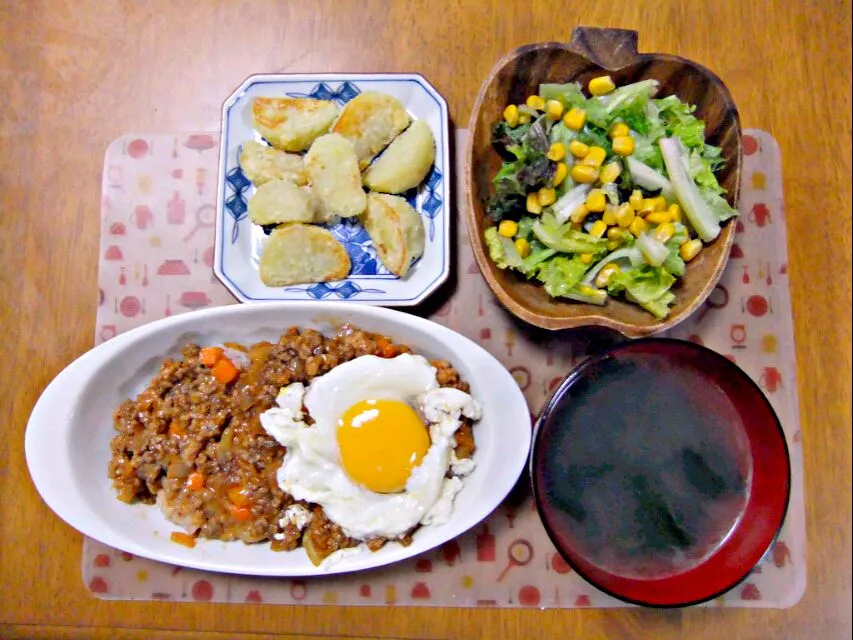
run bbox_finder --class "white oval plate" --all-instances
[25,303,531,577]
[215,73,451,306]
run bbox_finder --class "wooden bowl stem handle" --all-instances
[568,27,641,70]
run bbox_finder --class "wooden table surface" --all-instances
[1,1,850,639]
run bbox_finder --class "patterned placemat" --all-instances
[85,130,805,608]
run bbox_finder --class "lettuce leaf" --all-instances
[702,189,739,222]
[532,219,608,254]
[519,248,557,277]
[600,80,660,114]
[548,121,577,148]
[607,264,675,304]
[484,227,522,269]
[638,291,677,320]
[576,124,612,155]
[536,256,590,298]
[584,99,613,130]
[539,82,586,109]
[688,149,726,195]
[632,133,666,173]
[686,149,738,221]
[663,249,686,277]
[516,215,537,241]
[655,96,707,149]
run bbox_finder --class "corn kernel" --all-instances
[585,189,606,213]
[602,206,618,226]
[594,263,621,288]
[580,253,594,265]
[538,187,557,206]
[578,284,600,297]
[645,211,673,225]
[599,162,621,185]
[654,222,676,244]
[546,143,567,162]
[629,216,649,237]
[637,198,658,215]
[570,204,590,224]
[569,140,590,158]
[525,95,545,111]
[589,220,608,238]
[612,135,636,156]
[606,226,625,241]
[514,238,531,258]
[571,164,599,184]
[563,107,587,130]
[517,111,531,125]
[609,122,630,138]
[498,220,518,238]
[553,162,569,187]
[503,104,519,127]
[599,162,622,184]
[526,192,542,214]
[680,239,702,262]
[615,203,635,228]
[589,75,616,96]
[545,100,564,120]
[668,203,682,223]
[650,196,668,211]
[629,189,643,210]
[582,146,607,168]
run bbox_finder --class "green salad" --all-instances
[484,75,738,320]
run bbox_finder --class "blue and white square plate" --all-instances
[214,73,451,306]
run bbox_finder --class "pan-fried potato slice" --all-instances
[248,179,315,225]
[332,92,411,169]
[305,133,367,217]
[301,527,324,566]
[259,224,351,286]
[363,120,436,193]
[239,140,307,186]
[361,193,425,277]
[252,97,338,152]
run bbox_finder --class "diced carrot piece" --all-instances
[170,531,196,548]
[211,356,239,384]
[200,346,224,367]
[375,337,399,359]
[226,485,252,508]
[186,472,205,491]
[229,505,253,521]
[169,421,187,437]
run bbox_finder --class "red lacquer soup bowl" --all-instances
[531,338,790,607]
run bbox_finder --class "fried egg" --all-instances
[259,354,481,542]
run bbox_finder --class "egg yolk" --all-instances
[337,399,431,494]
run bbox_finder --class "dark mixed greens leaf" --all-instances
[487,138,555,220]
[491,120,532,158]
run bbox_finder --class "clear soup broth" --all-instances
[540,351,752,579]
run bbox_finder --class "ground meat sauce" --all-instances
[109,325,473,563]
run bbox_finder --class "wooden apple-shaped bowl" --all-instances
[464,27,742,336]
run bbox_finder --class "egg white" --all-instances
[259,354,481,542]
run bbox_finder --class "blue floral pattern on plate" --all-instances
[214,74,450,305]
[287,81,361,105]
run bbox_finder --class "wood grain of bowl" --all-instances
[464,27,742,336]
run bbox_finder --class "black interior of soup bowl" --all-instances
[530,338,790,607]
